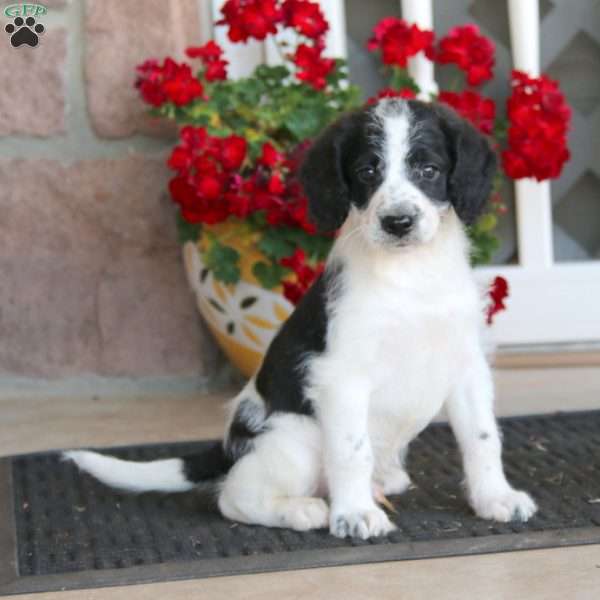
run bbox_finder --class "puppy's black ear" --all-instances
[436,104,497,225]
[299,112,360,233]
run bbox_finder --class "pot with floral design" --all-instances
[183,223,299,377]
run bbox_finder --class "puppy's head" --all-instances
[300,98,497,248]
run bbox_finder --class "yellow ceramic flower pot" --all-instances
[182,223,294,378]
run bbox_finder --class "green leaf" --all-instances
[203,240,241,284]
[285,105,324,141]
[477,213,498,233]
[468,224,500,266]
[389,67,420,93]
[176,212,202,244]
[258,228,296,260]
[279,227,330,260]
[252,261,288,289]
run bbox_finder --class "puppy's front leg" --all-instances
[319,379,395,539]
[447,351,537,522]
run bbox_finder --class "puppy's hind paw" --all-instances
[281,497,329,531]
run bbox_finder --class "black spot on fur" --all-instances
[300,109,380,233]
[480,432,490,440]
[410,100,497,225]
[181,441,233,483]
[255,261,343,416]
[225,399,268,460]
[405,104,453,205]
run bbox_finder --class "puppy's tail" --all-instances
[63,442,232,493]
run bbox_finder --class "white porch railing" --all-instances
[204,0,600,348]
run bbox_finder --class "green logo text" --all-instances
[3,3,47,18]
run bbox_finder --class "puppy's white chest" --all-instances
[359,280,480,433]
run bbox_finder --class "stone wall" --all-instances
[0,1,220,380]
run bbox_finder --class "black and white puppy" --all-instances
[66,99,537,539]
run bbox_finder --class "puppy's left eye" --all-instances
[421,165,440,180]
[357,165,379,184]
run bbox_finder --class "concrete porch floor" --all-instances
[1,366,600,600]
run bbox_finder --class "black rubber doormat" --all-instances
[2,411,600,595]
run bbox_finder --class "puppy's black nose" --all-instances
[380,214,414,238]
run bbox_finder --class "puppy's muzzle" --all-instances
[380,212,416,239]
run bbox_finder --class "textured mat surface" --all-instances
[2,411,600,595]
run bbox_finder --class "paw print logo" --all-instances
[5,16,45,48]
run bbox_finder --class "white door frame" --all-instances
[204,0,600,348]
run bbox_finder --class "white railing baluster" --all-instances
[317,0,348,59]
[265,27,297,66]
[400,0,438,99]
[507,0,554,268]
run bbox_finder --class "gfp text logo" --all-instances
[3,3,47,18]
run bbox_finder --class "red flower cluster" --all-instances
[438,90,496,135]
[367,17,434,67]
[217,0,333,89]
[135,58,204,107]
[486,276,509,325]
[217,0,328,44]
[435,24,494,86]
[186,41,229,81]
[218,0,282,42]
[282,0,328,39]
[168,127,248,224]
[280,249,324,304]
[168,129,317,233]
[367,87,416,105]
[502,71,571,181]
[293,42,335,90]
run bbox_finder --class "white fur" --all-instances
[63,450,194,493]
[67,103,536,539]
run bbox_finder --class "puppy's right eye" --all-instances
[357,165,378,184]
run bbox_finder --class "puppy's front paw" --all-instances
[330,505,396,539]
[472,488,537,522]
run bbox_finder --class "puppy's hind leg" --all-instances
[374,444,412,496]
[218,415,329,532]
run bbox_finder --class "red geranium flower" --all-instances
[367,17,434,67]
[186,41,229,81]
[217,0,283,42]
[502,70,571,181]
[167,127,253,225]
[288,197,317,234]
[280,248,324,305]
[194,173,224,202]
[282,0,328,39]
[267,173,286,195]
[435,24,494,86]
[293,43,335,90]
[169,176,230,225]
[225,191,253,219]
[259,142,285,168]
[438,90,496,135]
[486,276,509,325]
[367,87,417,105]
[135,58,204,107]
[168,146,194,173]
[281,281,305,305]
[220,135,248,171]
